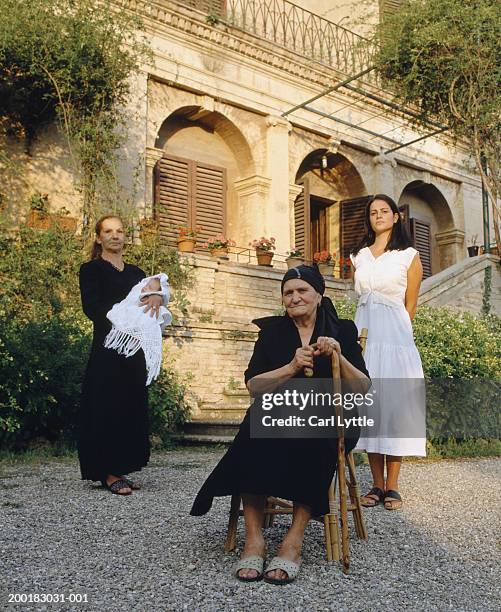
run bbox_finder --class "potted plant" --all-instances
[286,247,304,268]
[313,250,336,276]
[53,206,77,232]
[250,236,276,266]
[202,234,236,258]
[177,226,199,252]
[467,234,479,257]
[26,192,51,229]
[339,256,353,279]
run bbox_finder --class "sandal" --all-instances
[101,478,132,495]
[384,490,403,511]
[234,555,265,582]
[361,486,385,507]
[123,477,141,490]
[263,556,301,585]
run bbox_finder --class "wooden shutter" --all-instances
[340,196,370,279]
[294,178,311,261]
[154,155,226,249]
[154,155,191,246]
[194,162,226,248]
[410,218,432,278]
[379,0,406,19]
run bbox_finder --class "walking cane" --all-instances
[332,349,350,573]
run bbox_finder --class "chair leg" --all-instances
[347,452,368,540]
[263,496,276,528]
[225,494,241,552]
[338,440,350,574]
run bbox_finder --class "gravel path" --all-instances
[1,448,500,612]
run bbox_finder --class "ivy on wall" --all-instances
[0,0,150,225]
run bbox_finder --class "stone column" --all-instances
[372,153,397,197]
[435,228,465,269]
[234,175,272,252]
[144,147,164,218]
[265,115,292,253]
[288,183,303,248]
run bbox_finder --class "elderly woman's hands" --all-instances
[313,336,341,358]
[289,345,315,374]
[140,294,163,318]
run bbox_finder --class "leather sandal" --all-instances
[101,478,132,495]
[361,486,385,507]
[264,556,301,585]
[384,490,403,510]
[123,477,141,490]
[234,555,265,582]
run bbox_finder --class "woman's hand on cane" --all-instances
[314,336,341,358]
[289,345,315,375]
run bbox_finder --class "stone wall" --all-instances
[419,254,501,316]
[164,254,355,422]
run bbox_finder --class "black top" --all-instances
[79,257,145,346]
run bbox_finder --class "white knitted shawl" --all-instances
[104,273,172,386]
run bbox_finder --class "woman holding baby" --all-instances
[78,215,169,495]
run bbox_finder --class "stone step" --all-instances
[178,420,240,444]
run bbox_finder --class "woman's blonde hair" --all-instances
[90,214,124,259]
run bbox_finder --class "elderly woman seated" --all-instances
[190,265,370,585]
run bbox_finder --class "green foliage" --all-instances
[427,437,501,459]
[413,306,500,378]
[372,0,501,246]
[0,0,149,219]
[0,223,191,450]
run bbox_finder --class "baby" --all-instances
[104,273,172,386]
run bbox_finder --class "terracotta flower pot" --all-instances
[286,256,304,269]
[256,249,274,266]
[53,215,77,232]
[26,211,77,232]
[26,210,51,230]
[318,262,333,276]
[177,237,196,252]
[209,247,229,258]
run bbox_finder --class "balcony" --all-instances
[179,0,375,77]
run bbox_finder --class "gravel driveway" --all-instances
[1,448,500,611]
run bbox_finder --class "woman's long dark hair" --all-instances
[90,214,124,260]
[351,194,413,256]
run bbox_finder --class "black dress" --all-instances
[78,257,150,481]
[190,310,369,518]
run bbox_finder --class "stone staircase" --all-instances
[419,254,500,315]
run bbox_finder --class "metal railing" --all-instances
[180,0,375,77]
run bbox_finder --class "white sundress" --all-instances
[350,246,426,456]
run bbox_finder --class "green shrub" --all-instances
[0,223,190,450]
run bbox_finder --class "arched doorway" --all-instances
[295,149,368,277]
[398,181,455,276]
[153,106,255,249]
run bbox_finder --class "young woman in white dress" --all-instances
[350,194,426,510]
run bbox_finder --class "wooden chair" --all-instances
[225,329,369,574]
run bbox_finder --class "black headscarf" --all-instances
[254,264,341,338]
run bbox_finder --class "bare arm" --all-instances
[405,253,423,321]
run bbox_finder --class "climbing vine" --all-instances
[0,0,150,226]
